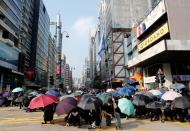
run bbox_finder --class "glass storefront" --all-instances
[0,41,19,71]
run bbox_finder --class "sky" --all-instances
[43,0,99,78]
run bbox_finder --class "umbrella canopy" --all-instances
[28,94,57,109]
[29,91,38,96]
[161,91,182,101]
[170,83,186,90]
[45,90,61,97]
[110,91,121,97]
[148,90,162,96]
[12,87,24,93]
[98,93,112,104]
[2,91,9,97]
[106,88,115,93]
[118,98,134,116]
[59,95,73,101]
[132,94,151,106]
[159,87,169,94]
[55,97,77,115]
[117,87,135,96]
[78,96,103,110]
[172,96,190,109]
[146,101,163,109]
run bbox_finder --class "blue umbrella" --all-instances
[12,87,24,93]
[117,87,134,96]
[46,90,61,97]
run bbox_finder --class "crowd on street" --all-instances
[0,82,190,130]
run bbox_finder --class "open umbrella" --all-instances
[12,87,24,93]
[148,90,162,96]
[161,91,182,101]
[146,101,163,109]
[170,83,186,90]
[172,96,190,109]
[45,90,61,97]
[29,91,38,96]
[118,98,134,116]
[28,94,57,109]
[98,93,112,104]
[106,88,115,93]
[117,87,134,96]
[56,97,77,115]
[2,91,9,97]
[78,96,103,110]
[132,94,151,106]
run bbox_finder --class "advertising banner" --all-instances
[136,0,166,37]
[138,22,169,52]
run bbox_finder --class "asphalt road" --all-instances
[0,107,190,131]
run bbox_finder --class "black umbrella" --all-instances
[172,96,190,109]
[78,96,103,110]
[146,101,163,109]
[132,94,151,106]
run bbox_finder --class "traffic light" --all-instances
[160,74,165,83]
[155,74,160,83]
[49,75,54,85]
[155,74,165,84]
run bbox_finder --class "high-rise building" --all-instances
[98,0,151,87]
[64,64,72,89]
[89,28,96,81]
[30,0,50,87]
[48,34,56,87]
[0,0,24,91]
[19,0,35,69]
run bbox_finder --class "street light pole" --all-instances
[59,31,69,85]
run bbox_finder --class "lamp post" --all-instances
[59,31,69,83]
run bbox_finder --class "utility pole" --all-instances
[50,15,69,88]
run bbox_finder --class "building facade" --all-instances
[97,0,152,88]
[89,28,96,82]
[48,34,56,87]
[127,0,190,91]
[64,64,72,89]
[0,0,24,91]
[30,0,50,87]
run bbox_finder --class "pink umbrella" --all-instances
[55,97,77,116]
[161,91,182,101]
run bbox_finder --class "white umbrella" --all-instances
[170,83,185,90]
[148,90,162,96]
[106,88,115,92]
[161,91,182,101]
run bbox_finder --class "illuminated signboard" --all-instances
[138,23,169,52]
[136,0,166,37]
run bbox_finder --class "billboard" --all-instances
[136,0,166,38]
[138,23,169,52]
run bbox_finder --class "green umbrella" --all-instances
[118,98,134,116]
[98,93,112,104]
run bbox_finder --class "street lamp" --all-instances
[59,31,69,83]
